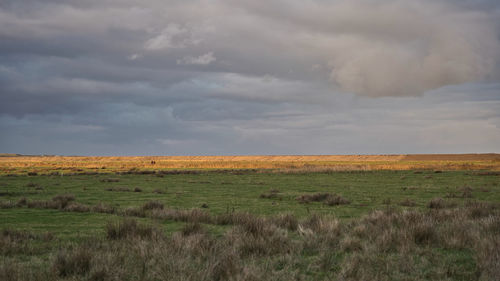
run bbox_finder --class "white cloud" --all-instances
[127,53,143,60]
[177,52,216,65]
[144,23,203,50]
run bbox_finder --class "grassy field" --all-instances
[1,156,500,280]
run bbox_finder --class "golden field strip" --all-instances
[1,154,499,174]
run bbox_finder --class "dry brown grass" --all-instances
[1,154,499,175]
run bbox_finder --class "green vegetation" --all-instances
[1,170,499,280]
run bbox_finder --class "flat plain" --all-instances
[1,154,499,280]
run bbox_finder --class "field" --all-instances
[1,155,500,280]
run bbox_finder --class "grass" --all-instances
[1,164,500,280]
[1,154,499,175]
[1,170,499,218]
[1,203,499,280]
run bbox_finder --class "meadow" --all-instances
[0,155,499,280]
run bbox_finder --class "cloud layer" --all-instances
[0,0,499,154]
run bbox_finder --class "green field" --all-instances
[1,170,499,280]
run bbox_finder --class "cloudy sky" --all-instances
[1,0,500,155]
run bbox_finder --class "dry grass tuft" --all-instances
[100,178,120,183]
[153,188,165,194]
[296,192,350,206]
[64,202,91,213]
[52,247,92,277]
[296,192,331,203]
[427,197,457,209]
[181,223,205,236]
[324,194,351,206]
[92,203,116,214]
[141,200,164,211]
[259,192,279,199]
[2,201,500,280]
[105,186,131,192]
[106,219,161,240]
[271,213,298,231]
[0,201,16,209]
[121,207,146,218]
[51,194,75,208]
[15,197,27,207]
[399,198,417,207]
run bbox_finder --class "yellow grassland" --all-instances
[0,154,499,174]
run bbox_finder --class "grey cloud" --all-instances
[0,0,499,155]
[4,0,498,96]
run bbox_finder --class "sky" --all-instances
[1,0,500,156]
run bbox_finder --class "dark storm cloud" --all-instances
[0,0,499,155]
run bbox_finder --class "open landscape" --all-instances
[2,0,500,280]
[1,155,499,280]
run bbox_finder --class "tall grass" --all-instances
[1,201,499,280]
